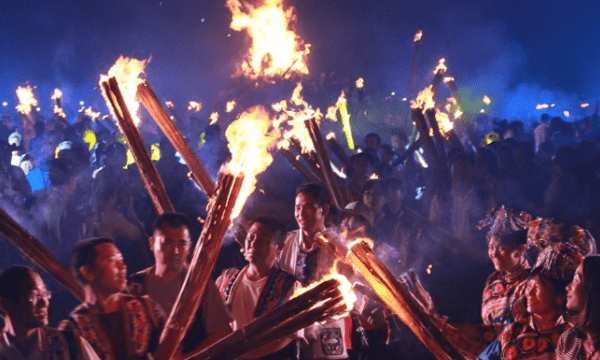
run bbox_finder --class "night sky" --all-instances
[1,0,599,120]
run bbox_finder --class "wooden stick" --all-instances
[279,149,323,183]
[424,108,447,166]
[411,108,440,172]
[154,172,245,360]
[304,118,346,209]
[137,81,216,197]
[326,136,351,168]
[0,206,85,301]
[101,77,175,214]
[182,279,344,360]
[408,29,423,99]
[347,241,465,360]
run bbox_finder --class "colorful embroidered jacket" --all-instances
[60,294,163,360]
[0,327,97,360]
[216,266,296,318]
[498,316,566,360]
[482,264,530,326]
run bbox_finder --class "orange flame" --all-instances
[433,58,447,75]
[581,103,590,108]
[355,77,364,89]
[410,86,435,110]
[99,56,149,127]
[15,86,38,115]
[84,107,101,121]
[272,82,322,153]
[436,112,454,134]
[51,88,63,101]
[414,29,423,42]
[369,173,379,180]
[54,105,66,118]
[227,0,310,79]
[225,105,280,219]
[226,100,237,113]
[187,101,202,112]
[326,104,338,122]
[536,103,550,110]
[483,95,491,106]
[454,109,464,119]
[326,132,336,140]
[291,269,357,316]
[426,263,433,275]
[209,111,219,125]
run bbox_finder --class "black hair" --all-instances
[580,255,600,347]
[529,266,569,297]
[0,266,34,303]
[363,179,387,196]
[295,183,331,208]
[152,212,192,234]
[71,238,115,284]
[487,229,527,250]
[252,216,286,244]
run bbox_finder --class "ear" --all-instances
[148,236,155,252]
[79,265,94,283]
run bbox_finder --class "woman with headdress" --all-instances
[496,243,583,360]
[556,255,600,359]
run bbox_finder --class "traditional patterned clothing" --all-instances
[60,294,163,360]
[0,327,100,360]
[498,316,566,360]
[481,263,530,326]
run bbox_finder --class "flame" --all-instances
[433,58,447,75]
[443,76,454,84]
[225,105,280,218]
[369,173,379,180]
[291,269,357,315]
[165,100,174,108]
[337,91,355,151]
[151,142,161,161]
[226,100,237,113]
[426,263,433,275]
[226,0,310,79]
[53,105,66,118]
[581,103,590,108]
[15,86,38,115]
[271,82,322,153]
[325,105,338,122]
[483,95,491,106]
[410,85,435,110]
[348,238,375,251]
[325,132,335,140]
[563,110,570,118]
[84,107,101,121]
[51,88,63,101]
[99,56,150,127]
[454,109,464,119]
[187,101,202,112]
[355,77,364,89]
[436,112,453,134]
[536,103,550,110]
[209,111,219,125]
[414,29,423,42]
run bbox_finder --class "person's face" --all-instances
[14,272,50,329]
[295,193,326,233]
[90,243,127,295]
[487,236,523,273]
[243,223,278,268]
[526,275,562,316]
[363,188,386,214]
[566,262,585,312]
[151,226,191,273]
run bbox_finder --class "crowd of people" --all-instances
[1,99,600,360]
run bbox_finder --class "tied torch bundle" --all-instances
[181,277,351,360]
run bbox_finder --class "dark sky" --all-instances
[1,0,599,119]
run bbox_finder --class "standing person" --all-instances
[128,212,232,355]
[216,217,296,360]
[279,183,350,360]
[557,255,600,359]
[0,266,99,360]
[61,238,164,360]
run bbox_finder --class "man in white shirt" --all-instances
[216,217,296,360]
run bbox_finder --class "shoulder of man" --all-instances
[127,267,153,296]
[216,267,243,303]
